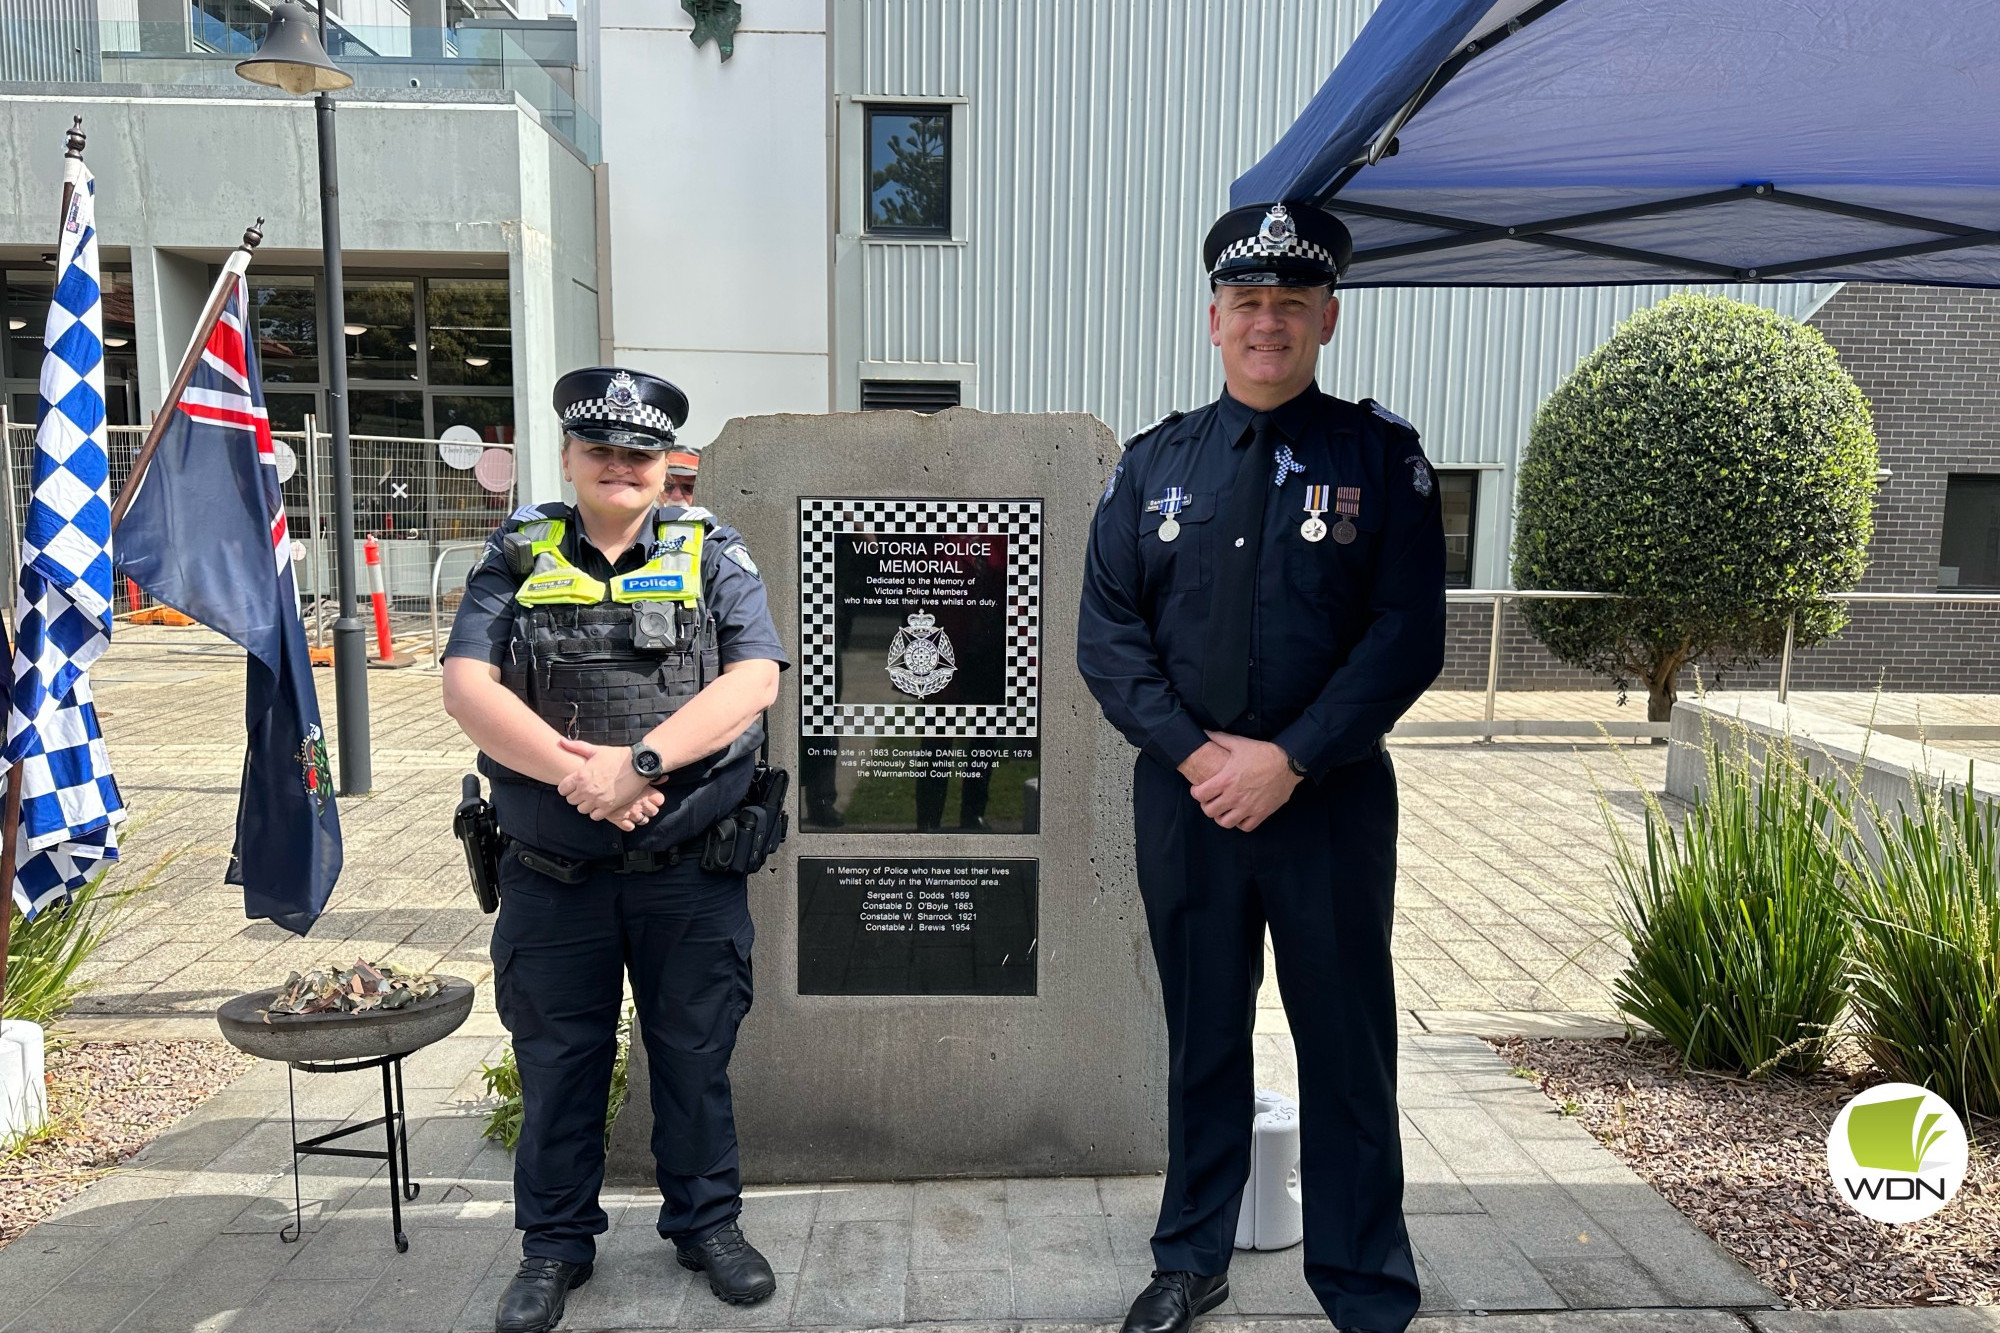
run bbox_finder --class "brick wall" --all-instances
[1449,284,2000,694]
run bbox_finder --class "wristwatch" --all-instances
[630,741,667,782]
[1284,750,1310,779]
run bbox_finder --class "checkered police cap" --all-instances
[553,366,689,450]
[1203,202,1353,287]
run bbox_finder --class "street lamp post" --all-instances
[238,2,371,795]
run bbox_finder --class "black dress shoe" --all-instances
[1120,1269,1230,1333]
[495,1256,592,1333]
[676,1221,777,1304]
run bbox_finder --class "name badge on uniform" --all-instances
[1332,486,1361,545]
[1147,487,1190,542]
[1300,484,1330,543]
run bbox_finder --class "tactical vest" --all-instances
[483,503,757,858]
[498,508,719,746]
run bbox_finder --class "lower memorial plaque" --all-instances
[798,857,1038,996]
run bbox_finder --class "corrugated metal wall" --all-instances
[0,0,102,83]
[834,0,1835,463]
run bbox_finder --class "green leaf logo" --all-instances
[1827,1082,1968,1224]
[1846,1095,1948,1172]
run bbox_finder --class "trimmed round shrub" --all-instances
[1513,293,1877,719]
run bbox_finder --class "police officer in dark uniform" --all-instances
[1078,204,1446,1333]
[443,368,788,1333]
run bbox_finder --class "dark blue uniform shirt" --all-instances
[1078,384,1446,779]
[444,502,790,673]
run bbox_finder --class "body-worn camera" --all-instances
[631,601,681,650]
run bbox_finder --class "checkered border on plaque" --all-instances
[800,497,1040,738]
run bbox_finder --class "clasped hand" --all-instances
[1178,732,1301,832]
[554,737,663,829]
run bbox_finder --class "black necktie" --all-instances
[1201,414,1273,729]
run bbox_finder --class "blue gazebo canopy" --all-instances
[1232,0,2000,287]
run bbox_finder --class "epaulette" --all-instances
[1361,399,1419,438]
[1122,409,1185,452]
[501,500,569,532]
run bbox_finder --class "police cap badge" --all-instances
[1204,201,1353,288]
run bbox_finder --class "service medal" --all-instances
[1301,484,1330,543]
[1153,486,1189,543]
[1331,485,1360,543]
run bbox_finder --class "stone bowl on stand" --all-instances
[216,977,476,1066]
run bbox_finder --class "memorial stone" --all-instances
[605,409,1167,1182]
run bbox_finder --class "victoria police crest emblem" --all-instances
[886,609,957,699]
[1259,204,1296,249]
[607,370,640,409]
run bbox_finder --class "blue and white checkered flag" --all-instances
[5,161,125,917]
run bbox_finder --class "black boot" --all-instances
[1120,1270,1230,1333]
[676,1220,778,1304]
[495,1256,592,1333]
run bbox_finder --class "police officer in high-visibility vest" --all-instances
[1079,204,1447,1333]
[443,367,787,1333]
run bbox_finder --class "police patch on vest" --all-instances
[650,535,688,559]
[619,573,686,595]
[1407,454,1434,498]
[725,544,761,578]
[887,610,956,698]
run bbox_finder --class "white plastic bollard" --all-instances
[0,1019,49,1144]
[1234,1088,1304,1251]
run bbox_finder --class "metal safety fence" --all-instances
[0,411,517,643]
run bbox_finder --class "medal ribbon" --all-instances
[1304,484,1330,515]
[1335,485,1360,517]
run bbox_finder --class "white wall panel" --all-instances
[601,0,830,447]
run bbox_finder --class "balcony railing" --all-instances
[0,18,600,162]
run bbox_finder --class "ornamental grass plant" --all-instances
[2,869,127,1027]
[1607,724,1853,1077]
[1847,771,2000,1119]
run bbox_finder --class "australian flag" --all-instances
[116,276,342,934]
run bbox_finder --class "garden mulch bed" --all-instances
[1491,1035,2000,1309]
[0,1038,256,1250]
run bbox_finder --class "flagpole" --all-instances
[107,220,265,533]
[2,117,91,1015]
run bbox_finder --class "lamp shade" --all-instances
[235,2,353,95]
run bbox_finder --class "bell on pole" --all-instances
[235,2,354,96]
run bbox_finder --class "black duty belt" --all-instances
[508,834,709,885]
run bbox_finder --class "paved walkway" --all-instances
[19,626,2000,1331]
[83,629,1669,1027]
[8,1013,1782,1333]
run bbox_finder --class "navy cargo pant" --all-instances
[490,847,754,1264]
[1134,744,1419,1333]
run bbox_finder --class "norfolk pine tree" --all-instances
[1512,294,1877,721]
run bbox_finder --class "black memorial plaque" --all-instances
[797,857,1038,996]
[798,498,1041,833]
